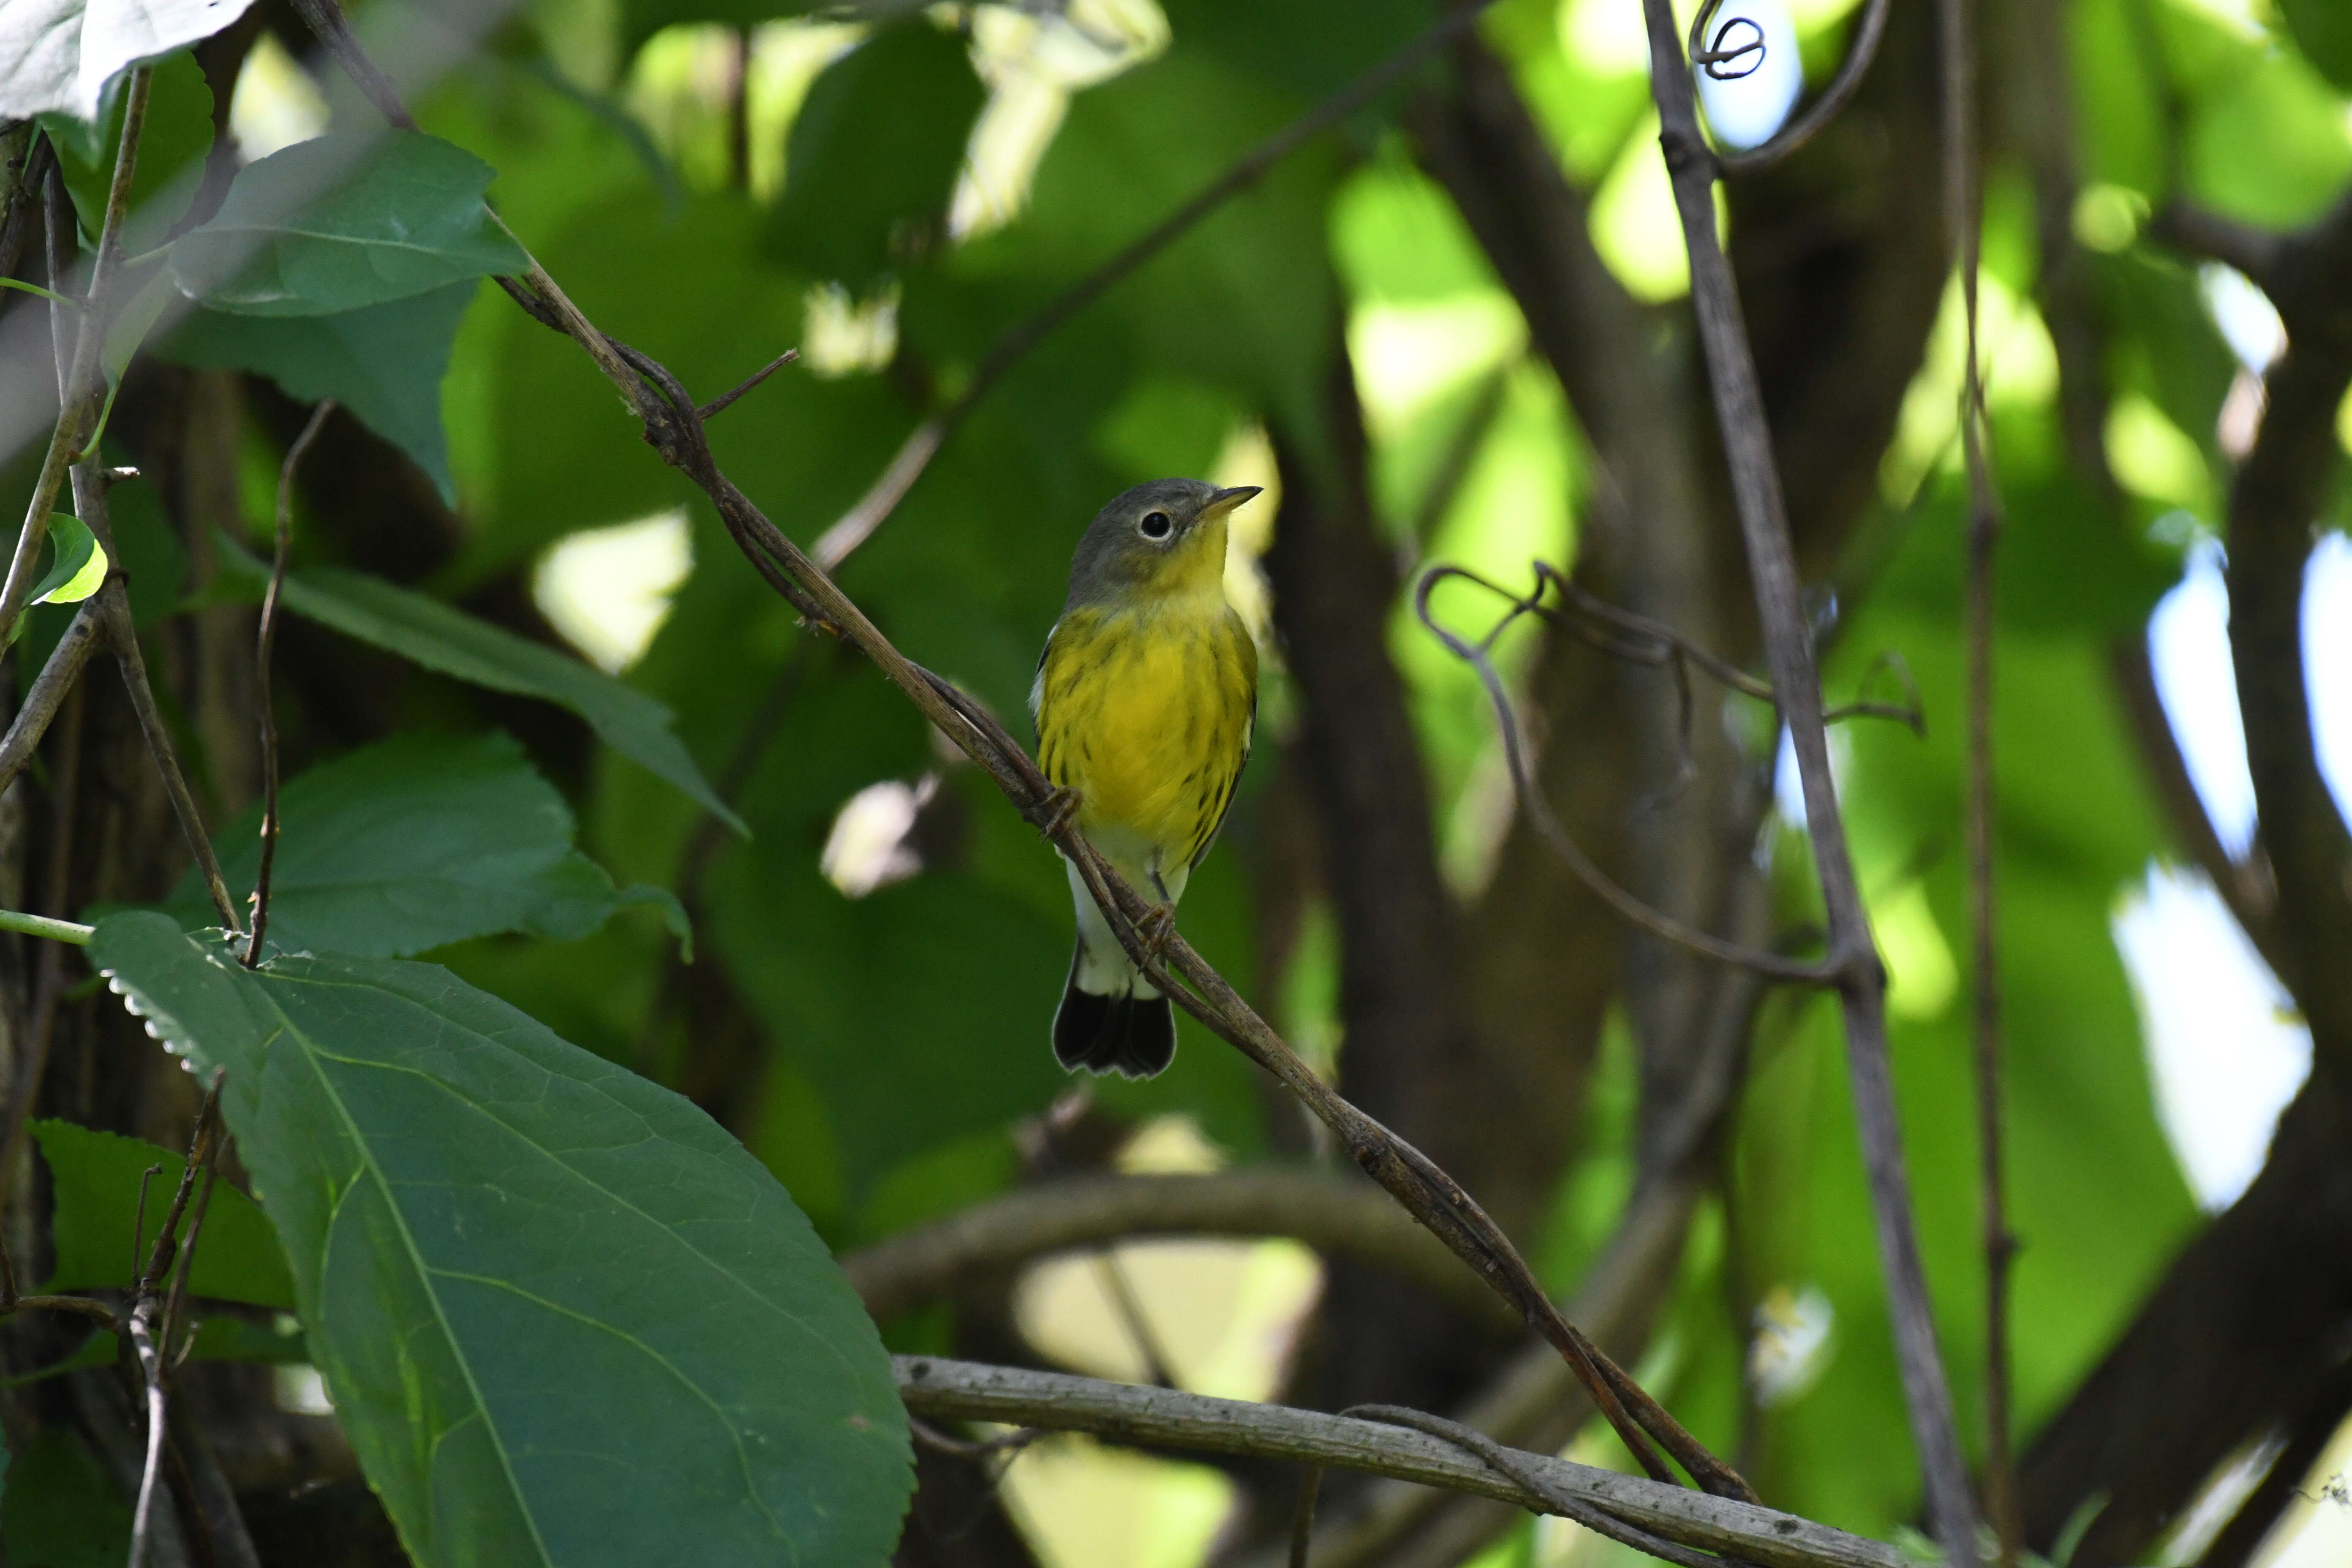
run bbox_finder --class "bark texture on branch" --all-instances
[896,1356,1903,1568]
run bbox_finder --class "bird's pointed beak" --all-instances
[1202,485,1263,517]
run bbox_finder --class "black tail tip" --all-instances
[1053,983,1176,1079]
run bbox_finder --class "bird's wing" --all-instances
[1188,645,1257,871]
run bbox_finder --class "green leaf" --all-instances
[28,514,106,608]
[161,281,475,501]
[158,732,689,958]
[39,49,216,251]
[169,131,530,315]
[218,549,743,833]
[766,22,986,288]
[32,1118,296,1309]
[2279,0,2352,90]
[92,912,914,1568]
[0,1431,128,1568]
[0,0,253,121]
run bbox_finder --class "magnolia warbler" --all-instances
[1030,479,1262,1078]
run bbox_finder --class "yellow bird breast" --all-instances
[1033,599,1257,873]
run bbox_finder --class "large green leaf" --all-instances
[161,282,476,502]
[217,551,743,833]
[765,22,985,289]
[32,1119,296,1309]
[157,732,686,958]
[169,131,530,315]
[0,0,252,121]
[92,912,913,1568]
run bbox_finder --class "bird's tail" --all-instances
[1052,941,1176,1078]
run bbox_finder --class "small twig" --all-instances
[103,602,243,933]
[806,0,1507,567]
[285,0,419,131]
[127,1074,227,1568]
[246,399,337,966]
[1707,0,1894,177]
[1414,568,1837,984]
[1291,1466,1326,1568]
[131,1163,165,1282]
[1093,1250,1180,1390]
[695,348,799,422]
[1639,3,1981,1560]
[908,1416,1042,1463]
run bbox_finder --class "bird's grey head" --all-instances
[1065,478,1263,607]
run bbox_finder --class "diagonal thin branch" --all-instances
[1636,3,1982,1559]
[246,398,337,965]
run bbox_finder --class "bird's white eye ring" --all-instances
[1140,511,1173,539]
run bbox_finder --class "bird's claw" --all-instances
[1135,904,1176,963]
[1030,785,1081,840]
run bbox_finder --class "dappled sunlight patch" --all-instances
[1349,294,1526,437]
[1870,879,1958,1022]
[2113,865,2310,1212]
[821,775,938,898]
[1881,269,2059,506]
[532,508,692,674]
[952,0,1168,237]
[1588,112,1698,303]
[2107,392,2216,513]
[801,279,901,376]
[1749,1283,1837,1409]
[229,33,327,161]
[743,20,864,201]
[1000,1433,1234,1568]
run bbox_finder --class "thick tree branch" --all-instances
[840,1169,1516,1334]
[896,1357,1898,1568]
[2213,192,2352,1059]
[2017,1067,2352,1564]
[2108,640,2284,967]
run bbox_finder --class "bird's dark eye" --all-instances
[1140,511,1173,539]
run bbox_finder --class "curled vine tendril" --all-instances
[1690,0,1767,80]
